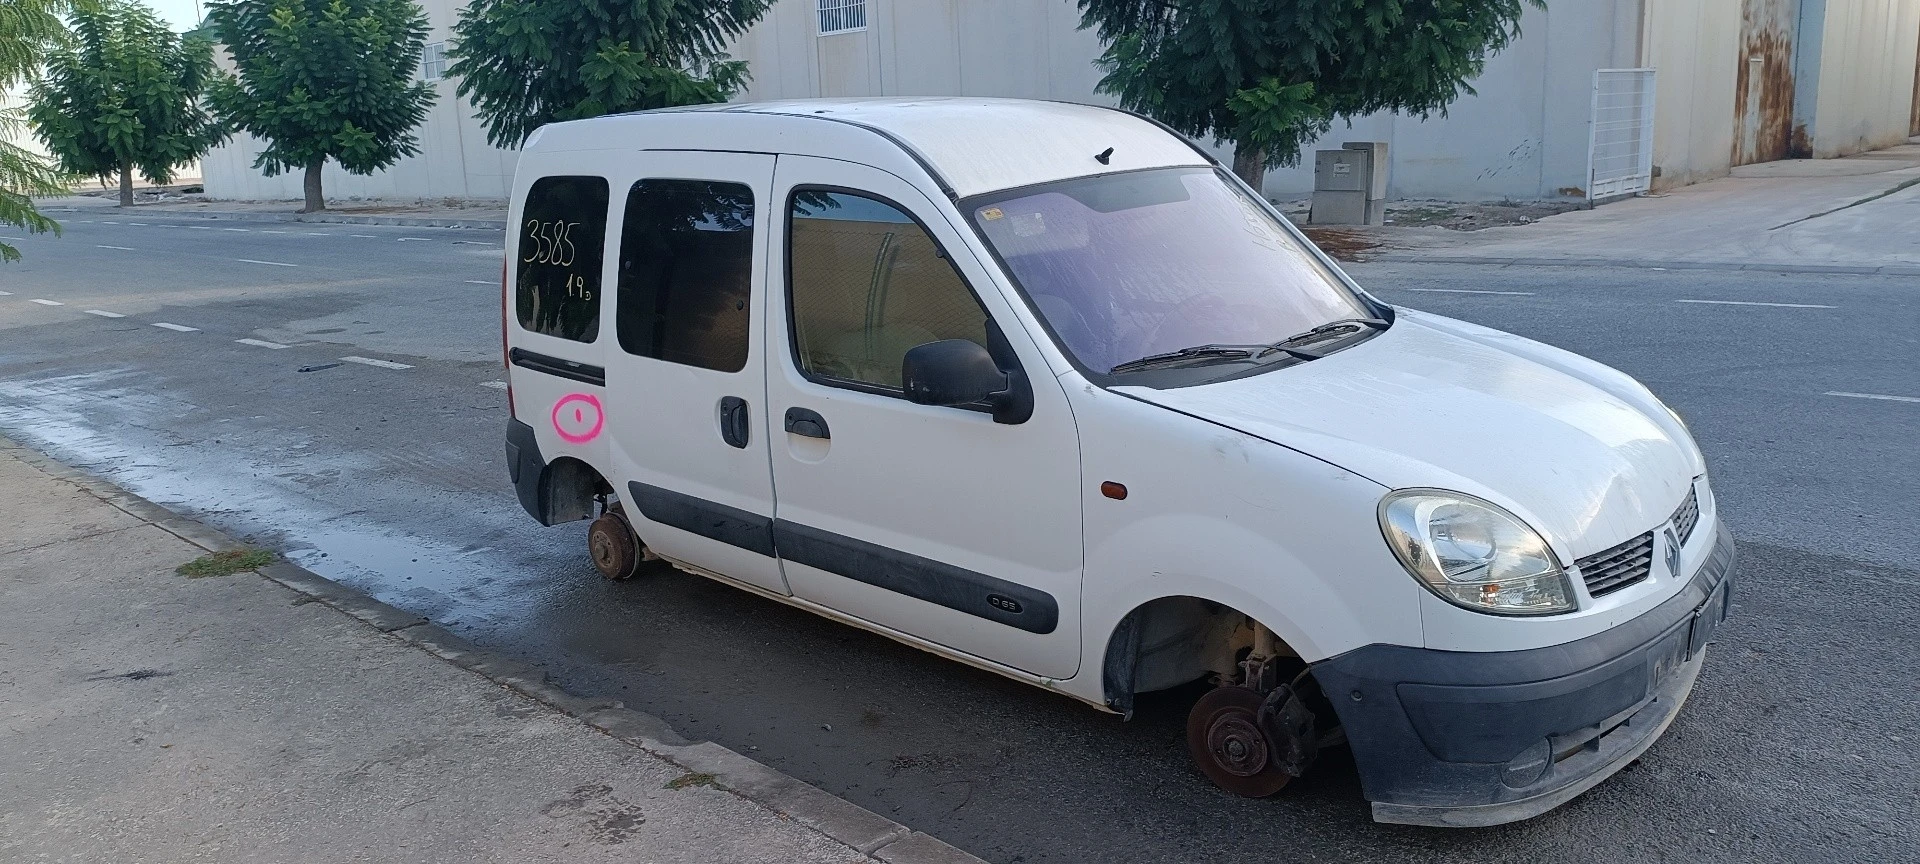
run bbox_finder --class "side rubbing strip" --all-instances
[509,347,606,387]
[627,482,774,557]
[771,520,1059,634]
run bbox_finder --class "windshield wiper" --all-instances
[1109,344,1258,375]
[1254,317,1389,360]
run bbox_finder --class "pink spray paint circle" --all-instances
[551,393,605,444]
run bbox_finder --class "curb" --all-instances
[0,436,987,864]
[49,206,508,230]
[1371,253,1920,276]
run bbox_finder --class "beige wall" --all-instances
[1808,0,1920,157]
[1647,0,1743,190]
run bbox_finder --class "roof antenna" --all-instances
[1094,147,1114,165]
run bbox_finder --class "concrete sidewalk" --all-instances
[0,439,979,864]
[1378,142,1920,274]
[37,194,510,230]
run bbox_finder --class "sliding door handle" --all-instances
[719,396,750,448]
[783,407,830,440]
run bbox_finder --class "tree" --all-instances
[1,0,71,262]
[28,0,223,207]
[1077,0,1543,189]
[204,0,434,212]
[448,0,776,149]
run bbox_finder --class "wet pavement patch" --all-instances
[177,547,276,578]
[86,669,173,682]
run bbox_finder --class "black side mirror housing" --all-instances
[902,336,1033,425]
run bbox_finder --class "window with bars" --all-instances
[420,41,448,81]
[817,0,866,35]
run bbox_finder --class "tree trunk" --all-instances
[1231,143,1268,195]
[301,157,326,213]
[118,163,134,207]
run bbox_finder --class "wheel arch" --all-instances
[1099,591,1311,718]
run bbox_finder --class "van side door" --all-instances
[604,152,786,595]
[764,156,1084,679]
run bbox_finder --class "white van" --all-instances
[501,98,1734,827]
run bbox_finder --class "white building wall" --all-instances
[1808,0,1920,157]
[1647,0,1744,190]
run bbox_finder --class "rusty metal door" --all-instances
[1733,0,1799,165]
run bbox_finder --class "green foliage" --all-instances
[1078,0,1543,169]
[1,0,74,261]
[176,547,276,578]
[27,0,224,188]
[448,0,776,149]
[204,0,434,177]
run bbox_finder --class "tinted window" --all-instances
[970,168,1368,375]
[788,191,988,390]
[616,180,755,372]
[517,175,609,342]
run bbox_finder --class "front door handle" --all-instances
[783,407,830,439]
[719,396,750,448]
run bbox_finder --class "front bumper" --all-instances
[1312,522,1736,827]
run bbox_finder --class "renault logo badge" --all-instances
[1663,528,1683,577]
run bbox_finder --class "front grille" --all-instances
[1577,531,1655,597]
[1671,487,1700,546]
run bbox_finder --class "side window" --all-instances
[787,190,989,390]
[516,175,609,343]
[616,180,755,373]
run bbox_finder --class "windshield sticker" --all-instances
[551,393,605,444]
[1010,212,1047,237]
[979,207,1004,221]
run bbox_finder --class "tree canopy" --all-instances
[1,0,72,261]
[204,0,435,211]
[448,0,776,148]
[29,0,223,206]
[1077,0,1542,185]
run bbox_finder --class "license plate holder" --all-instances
[1688,580,1728,658]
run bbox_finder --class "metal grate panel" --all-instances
[1671,487,1700,547]
[817,0,866,35]
[1578,531,1655,598]
[1588,69,1657,200]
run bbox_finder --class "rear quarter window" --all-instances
[517,175,609,343]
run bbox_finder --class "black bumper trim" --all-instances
[505,417,551,525]
[1312,522,1736,824]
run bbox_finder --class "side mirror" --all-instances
[902,339,1034,425]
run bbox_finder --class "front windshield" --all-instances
[968,168,1370,376]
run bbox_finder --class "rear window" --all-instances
[516,175,609,342]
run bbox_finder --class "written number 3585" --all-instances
[521,219,580,267]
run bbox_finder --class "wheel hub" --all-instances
[1207,713,1271,777]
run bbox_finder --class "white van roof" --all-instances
[521,97,1214,198]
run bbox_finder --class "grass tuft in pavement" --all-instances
[664,772,718,790]
[177,548,277,578]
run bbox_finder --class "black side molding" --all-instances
[772,519,1059,635]
[627,481,776,557]
[621,481,1059,634]
[509,347,606,387]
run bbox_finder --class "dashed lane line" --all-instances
[0,290,12,295]
[29,298,63,306]
[236,338,289,349]
[236,258,297,267]
[96,244,135,251]
[84,310,126,318]
[1402,288,1537,296]
[340,356,413,370]
[305,232,332,236]
[465,280,494,285]
[129,222,148,226]
[188,226,211,230]
[152,322,199,332]
[1675,299,1836,309]
[1826,391,1920,404]
[349,234,377,238]
[396,237,433,242]
[261,230,288,234]
[479,380,508,390]
[221,227,251,232]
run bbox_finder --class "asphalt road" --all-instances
[2,210,1915,863]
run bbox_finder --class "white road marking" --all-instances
[349,234,377,238]
[1825,391,1920,404]
[452,240,492,246]
[340,355,413,370]
[396,237,433,242]
[236,258,297,267]
[236,338,289,349]
[74,220,93,223]
[100,220,119,224]
[305,232,331,236]
[1675,299,1835,309]
[129,222,148,226]
[152,322,199,332]
[84,310,126,318]
[189,226,211,230]
[221,227,251,232]
[464,280,494,285]
[95,244,135,251]
[479,380,508,390]
[261,230,288,234]
[1403,288,1536,296]
[29,298,63,306]
[0,290,11,295]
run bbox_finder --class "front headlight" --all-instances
[1378,490,1575,616]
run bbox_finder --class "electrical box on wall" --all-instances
[1310,142,1388,226]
